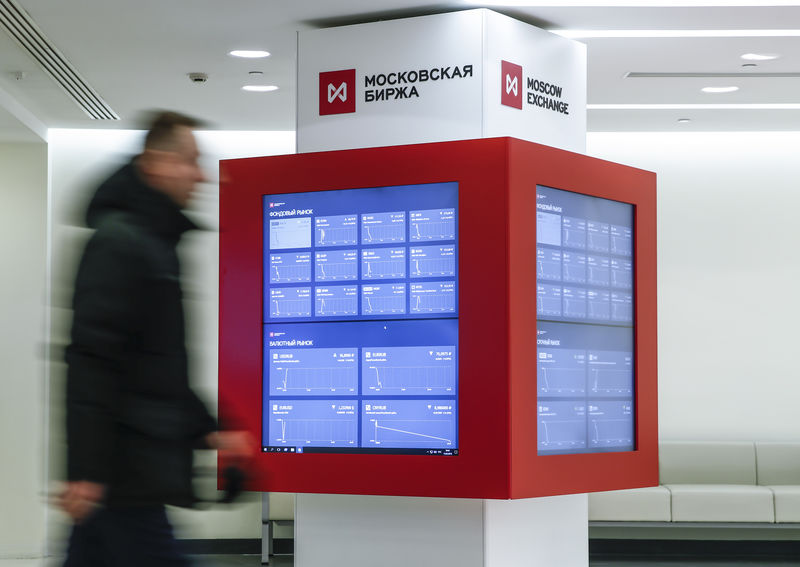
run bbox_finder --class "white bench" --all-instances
[589,441,800,524]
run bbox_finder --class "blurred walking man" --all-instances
[61,111,250,566]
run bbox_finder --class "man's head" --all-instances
[137,111,205,208]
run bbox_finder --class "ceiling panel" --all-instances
[0,1,798,132]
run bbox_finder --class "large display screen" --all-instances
[263,183,458,455]
[536,186,634,455]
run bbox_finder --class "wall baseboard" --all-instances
[178,538,294,556]
[591,539,800,559]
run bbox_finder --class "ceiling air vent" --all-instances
[0,0,119,120]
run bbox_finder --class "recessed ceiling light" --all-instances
[242,85,279,92]
[677,118,691,123]
[701,86,739,93]
[741,53,780,61]
[229,50,270,58]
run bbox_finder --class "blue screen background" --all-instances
[263,183,459,455]
[536,186,635,455]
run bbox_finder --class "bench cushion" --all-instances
[660,441,756,485]
[666,484,774,522]
[589,486,671,522]
[768,486,800,523]
[756,443,800,486]
[267,492,295,521]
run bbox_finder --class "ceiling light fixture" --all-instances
[677,118,691,123]
[701,86,739,93]
[229,50,271,58]
[741,53,780,61]
[242,85,279,92]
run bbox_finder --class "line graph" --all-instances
[410,282,456,313]
[610,263,633,289]
[610,293,633,322]
[537,284,562,317]
[537,247,562,281]
[362,400,455,448]
[270,287,311,318]
[315,215,357,247]
[362,248,406,279]
[409,208,455,241]
[562,287,587,319]
[361,284,406,315]
[539,419,586,448]
[271,264,311,283]
[588,351,633,395]
[538,400,587,451]
[361,212,406,244]
[315,286,357,316]
[370,420,452,446]
[269,252,312,283]
[410,259,453,277]
[315,250,358,281]
[586,290,610,320]
[270,400,358,446]
[363,345,455,394]
[539,367,585,395]
[270,347,358,394]
[269,217,311,250]
[590,418,633,447]
[587,222,610,253]
[409,245,455,278]
[561,216,586,250]
[561,252,587,283]
[274,418,357,445]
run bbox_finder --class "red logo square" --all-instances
[501,60,523,109]
[319,69,356,115]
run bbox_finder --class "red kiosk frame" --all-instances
[219,137,657,499]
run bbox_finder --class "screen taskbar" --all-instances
[262,446,458,456]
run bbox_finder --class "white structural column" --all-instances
[295,493,588,567]
[295,495,484,567]
[291,9,590,567]
[483,495,588,567]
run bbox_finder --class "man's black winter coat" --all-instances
[65,159,216,507]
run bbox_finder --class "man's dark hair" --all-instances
[143,111,202,151]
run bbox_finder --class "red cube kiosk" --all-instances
[219,137,657,499]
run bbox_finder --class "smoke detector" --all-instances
[188,72,208,84]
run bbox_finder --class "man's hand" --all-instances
[59,481,105,523]
[205,431,257,464]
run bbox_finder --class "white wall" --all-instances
[33,127,800,551]
[0,142,48,558]
[587,131,800,442]
[46,129,295,547]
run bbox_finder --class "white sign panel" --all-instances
[297,9,586,154]
[483,11,587,153]
[298,11,484,153]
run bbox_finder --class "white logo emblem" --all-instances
[505,74,518,96]
[328,82,347,103]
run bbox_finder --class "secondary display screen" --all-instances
[536,186,635,455]
[263,183,458,455]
